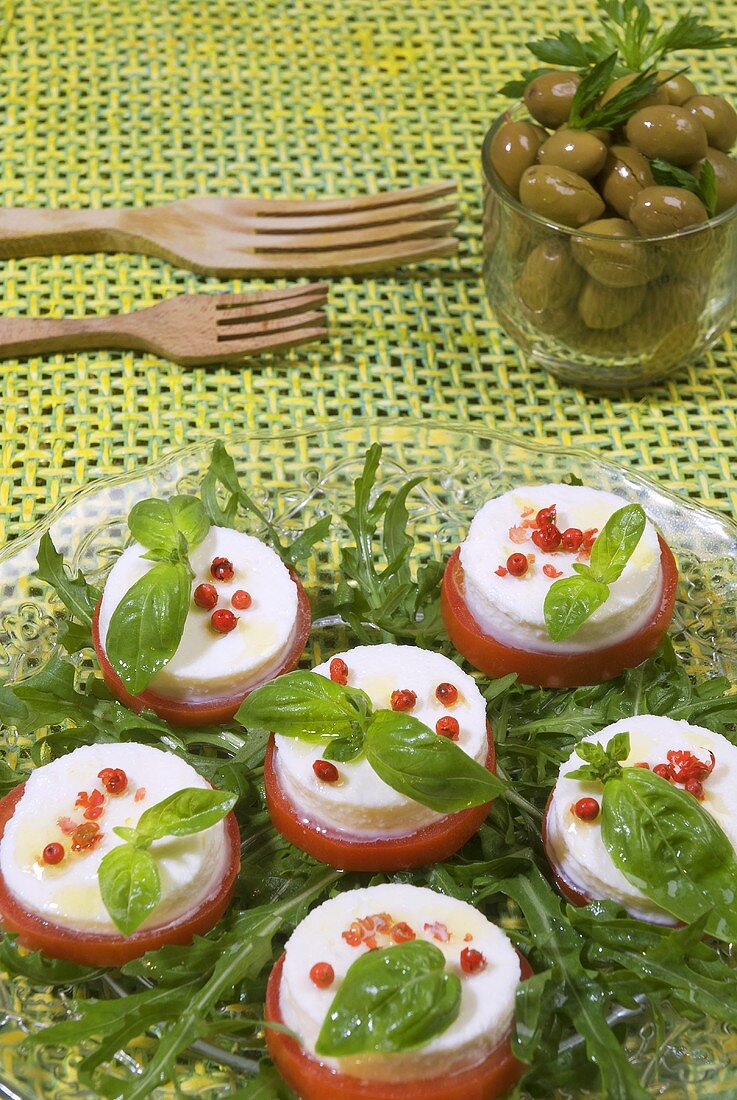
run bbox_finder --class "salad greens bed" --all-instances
[1,443,737,1100]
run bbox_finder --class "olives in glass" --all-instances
[524,71,582,129]
[572,218,664,287]
[684,95,737,152]
[690,148,737,214]
[518,240,583,310]
[518,166,605,227]
[657,70,698,106]
[489,120,546,198]
[597,144,654,218]
[537,129,608,179]
[625,105,708,165]
[578,279,646,329]
[629,186,709,236]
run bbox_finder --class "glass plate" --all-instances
[1,418,737,1100]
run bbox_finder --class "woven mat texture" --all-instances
[0,0,736,541]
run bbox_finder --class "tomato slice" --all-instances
[0,782,241,967]
[440,536,678,688]
[264,725,496,872]
[541,791,595,909]
[92,567,312,727]
[265,949,534,1100]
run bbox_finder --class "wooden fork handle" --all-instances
[0,208,141,257]
[0,314,141,358]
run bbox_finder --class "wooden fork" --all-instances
[0,183,458,276]
[0,284,328,366]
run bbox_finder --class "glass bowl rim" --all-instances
[481,103,737,244]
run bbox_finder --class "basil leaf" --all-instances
[364,710,504,813]
[602,768,737,941]
[589,504,646,585]
[135,787,237,841]
[98,843,161,935]
[315,940,461,1056]
[129,496,209,557]
[565,765,604,781]
[35,532,100,629]
[544,575,610,641]
[106,561,191,694]
[605,731,631,762]
[322,731,365,763]
[236,671,372,740]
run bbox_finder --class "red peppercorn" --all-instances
[211,608,238,634]
[653,763,672,781]
[391,921,416,943]
[460,946,487,974]
[210,556,234,582]
[582,528,598,550]
[532,525,562,551]
[535,505,557,528]
[543,564,563,579]
[572,797,600,821]
[329,657,349,685]
[71,822,102,852]
[99,768,128,795]
[561,528,583,552]
[391,689,417,712]
[309,961,335,988]
[494,566,508,577]
[42,842,64,865]
[231,589,252,610]
[436,716,460,740]
[193,582,218,610]
[506,552,528,577]
[435,682,458,706]
[313,759,339,783]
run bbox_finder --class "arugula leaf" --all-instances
[651,157,717,217]
[201,442,330,568]
[134,787,237,841]
[105,561,191,694]
[0,654,91,735]
[602,767,737,941]
[35,531,100,632]
[0,933,105,985]
[236,670,372,740]
[364,710,504,813]
[98,844,161,936]
[316,940,461,1056]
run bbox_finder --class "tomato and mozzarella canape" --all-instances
[266,882,531,1100]
[93,525,311,726]
[441,483,677,688]
[264,644,496,871]
[543,715,736,920]
[0,743,240,966]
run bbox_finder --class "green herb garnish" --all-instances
[544,503,646,641]
[237,670,503,814]
[35,531,101,649]
[99,786,237,935]
[651,157,718,217]
[315,940,461,1056]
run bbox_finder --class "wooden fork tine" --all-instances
[216,296,327,327]
[224,236,458,274]
[207,324,328,362]
[248,181,457,217]
[213,282,328,308]
[216,310,326,342]
[248,218,458,253]
[234,197,458,233]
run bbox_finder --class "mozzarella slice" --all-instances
[279,882,521,1082]
[274,644,489,837]
[98,525,299,701]
[459,483,663,655]
[0,744,229,934]
[547,715,737,921]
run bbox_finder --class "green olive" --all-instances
[684,95,737,153]
[537,128,608,179]
[518,240,583,310]
[590,127,613,147]
[689,148,737,214]
[625,106,708,166]
[629,186,709,236]
[597,144,654,218]
[489,120,547,197]
[600,73,668,111]
[656,70,698,107]
[571,218,664,287]
[518,165,605,227]
[578,279,646,329]
[524,71,582,129]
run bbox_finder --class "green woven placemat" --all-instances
[0,0,736,541]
